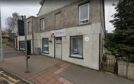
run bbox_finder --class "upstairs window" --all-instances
[79,3,89,25]
[40,18,45,32]
[55,12,62,29]
[27,21,32,34]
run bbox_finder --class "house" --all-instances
[16,16,38,54]
[33,0,105,70]
[2,32,9,39]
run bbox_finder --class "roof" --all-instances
[40,0,45,5]
[26,16,37,20]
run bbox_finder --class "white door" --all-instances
[55,37,62,59]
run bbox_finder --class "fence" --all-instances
[101,54,118,73]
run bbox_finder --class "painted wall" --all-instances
[17,35,33,54]
[34,23,101,70]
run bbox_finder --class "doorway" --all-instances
[55,37,62,59]
[27,40,31,55]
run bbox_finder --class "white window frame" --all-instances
[40,18,45,32]
[79,3,89,25]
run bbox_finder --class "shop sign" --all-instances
[51,29,66,37]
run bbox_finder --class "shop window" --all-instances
[70,36,83,58]
[19,41,25,50]
[42,38,49,53]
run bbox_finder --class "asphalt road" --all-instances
[3,45,24,58]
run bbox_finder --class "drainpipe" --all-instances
[32,17,35,55]
[99,0,105,70]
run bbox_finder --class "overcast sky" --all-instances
[105,0,117,32]
[0,0,117,33]
[0,0,41,30]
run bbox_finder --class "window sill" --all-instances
[20,48,25,51]
[69,55,83,59]
[42,51,49,54]
[39,31,45,33]
[78,22,91,26]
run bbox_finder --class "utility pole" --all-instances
[0,7,3,62]
[22,16,30,73]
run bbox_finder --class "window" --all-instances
[27,21,32,34]
[79,3,89,24]
[19,41,25,50]
[40,18,45,32]
[55,12,62,29]
[70,36,83,58]
[42,38,49,53]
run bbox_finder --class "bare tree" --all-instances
[6,12,19,33]
[6,12,19,47]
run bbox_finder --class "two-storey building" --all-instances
[16,16,38,54]
[33,0,105,70]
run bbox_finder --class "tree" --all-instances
[6,12,19,47]
[6,12,19,33]
[110,0,134,62]
[104,33,118,56]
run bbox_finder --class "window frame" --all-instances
[79,3,90,25]
[42,38,49,54]
[27,21,32,34]
[55,11,62,29]
[19,41,25,51]
[40,18,45,32]
[69,35,83,59]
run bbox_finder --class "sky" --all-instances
[0,0,117,33]
[0,0,41,30]
[105,0,117,32]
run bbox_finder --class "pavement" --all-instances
[0,46,134,84]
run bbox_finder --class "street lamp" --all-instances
[22,16,30,73]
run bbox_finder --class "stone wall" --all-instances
[118,61,134,80]
[26,16,38,34]
[37,0,104,33]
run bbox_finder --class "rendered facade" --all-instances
[16,0,105,70]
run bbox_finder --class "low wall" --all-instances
[127,63,134,80]
[118,61,134,80]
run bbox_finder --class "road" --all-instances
[3,45,24,58]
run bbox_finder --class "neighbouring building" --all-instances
[32,0,105,70]
[16,16,38,54]
[2,32,9,39]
